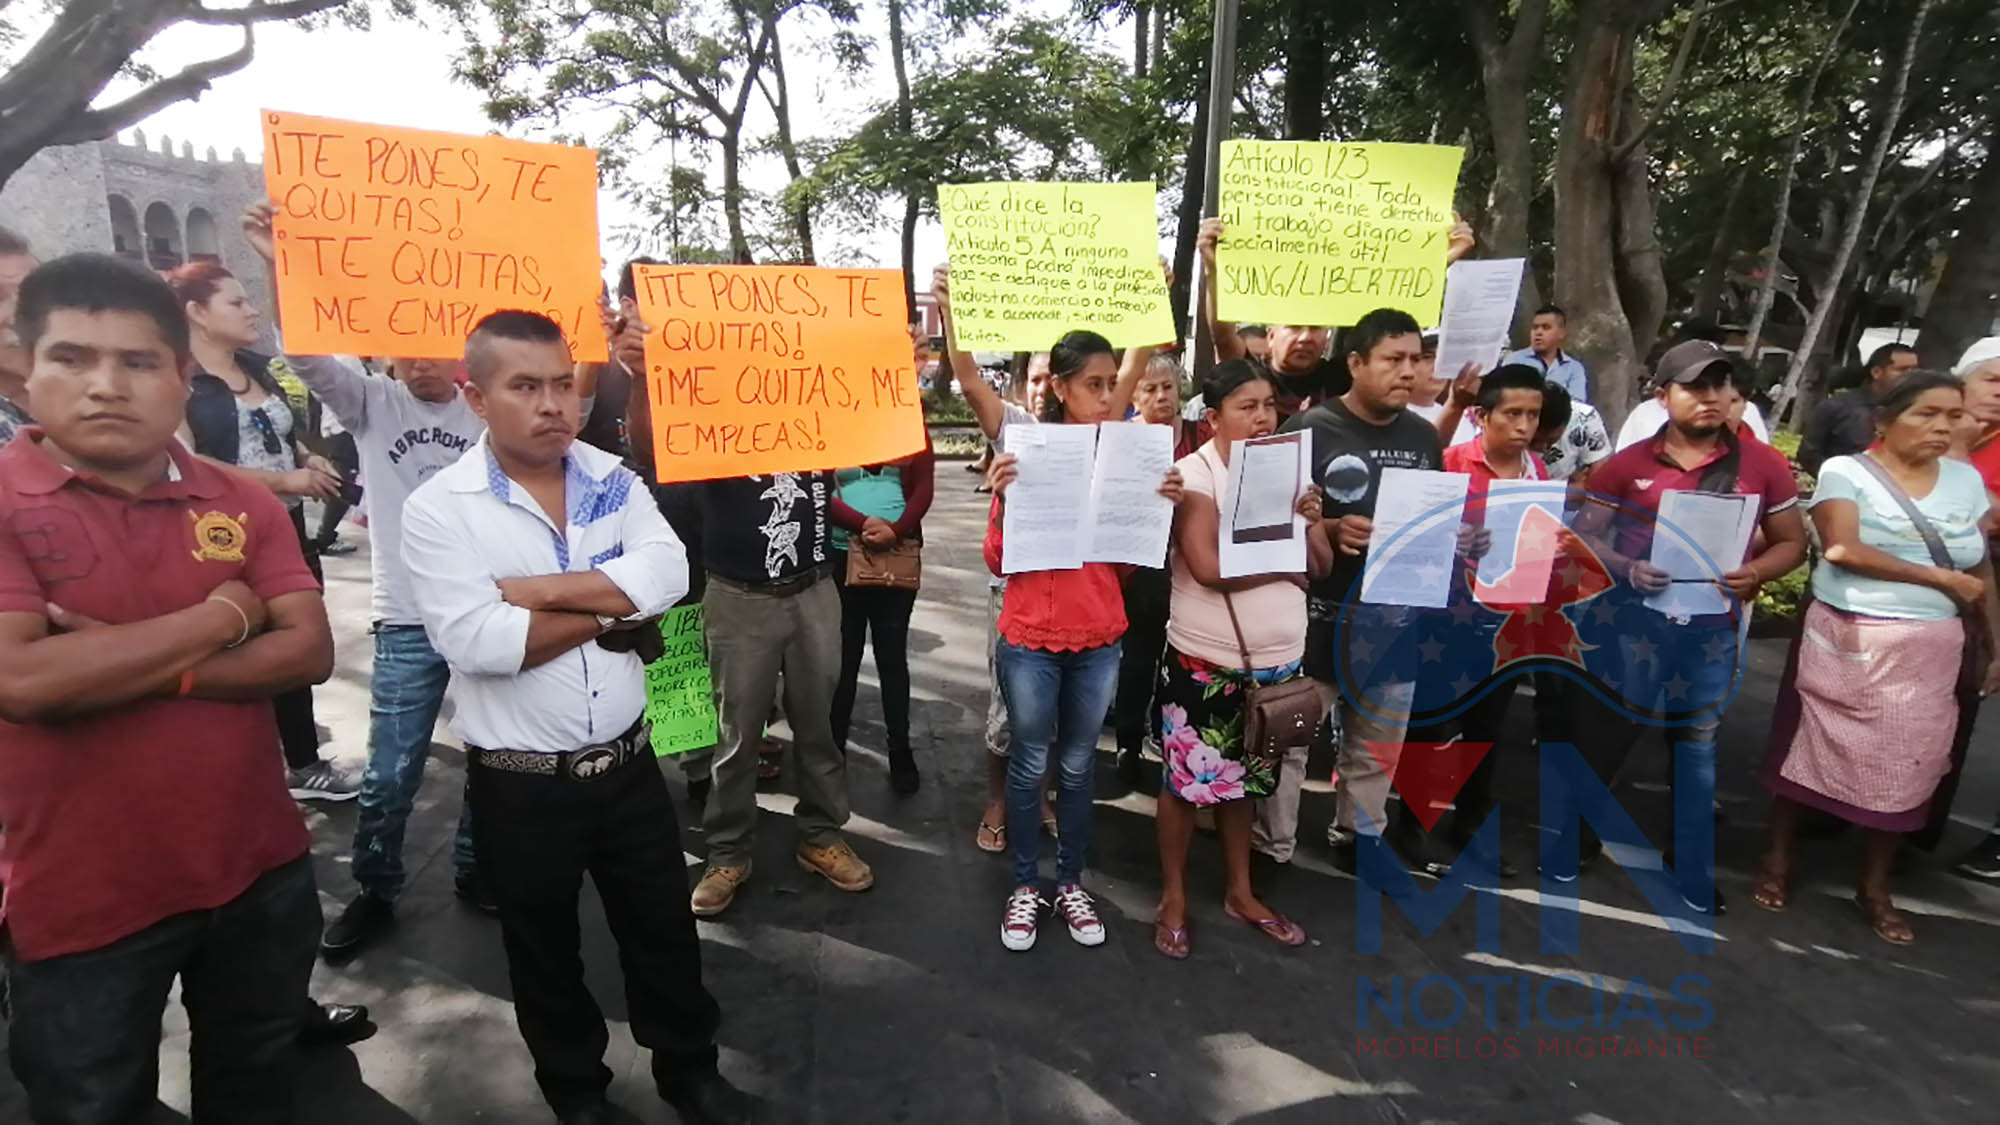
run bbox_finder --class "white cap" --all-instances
[1954,336,2000,377]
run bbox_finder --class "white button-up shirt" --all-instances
[402,435,688,753]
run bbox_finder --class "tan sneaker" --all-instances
[690,862,751,916]
[796,839,874,892]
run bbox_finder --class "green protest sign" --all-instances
[645,605,717,756]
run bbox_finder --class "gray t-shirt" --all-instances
[289,355,484,625]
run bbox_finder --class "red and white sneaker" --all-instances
[1000,885,1043,952]
[1052,883,1106,947]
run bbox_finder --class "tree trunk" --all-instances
[1171,84,1212,344]
[900,191,920,317]
[888,0,915,306]
[1917,116,2000,368]
[1134,4,1151,79]
[1743,0,1859,359]
[1462,0,1551,342]
[1282,0,1328,141]
[1612,72,1669,363]
[1773,0,1932,422]
[1553,2,1645,431]
[1690,167,1748,320]
[0,0,343,190]
[719,130,751,263]
[761,23,815,263]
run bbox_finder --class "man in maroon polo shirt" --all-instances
[1559,340,1807,916]
[0,254,333,1124]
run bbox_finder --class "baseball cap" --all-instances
[1652,339,1734,390]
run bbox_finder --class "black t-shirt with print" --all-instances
[694,471,833,586]
[1281,397,1443,681]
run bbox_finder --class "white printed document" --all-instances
[1361,468,1470,608]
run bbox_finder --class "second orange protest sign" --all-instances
[634,265,925,483]
[262,110,607,361]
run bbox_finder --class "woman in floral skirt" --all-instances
[1152,360,1331,958]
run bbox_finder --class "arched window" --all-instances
[108,195,142,260]
[186,208,219,262]
[143,202,183,270]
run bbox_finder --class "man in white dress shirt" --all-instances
[402,311,745,1125]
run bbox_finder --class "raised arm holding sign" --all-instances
[261,109,607,361]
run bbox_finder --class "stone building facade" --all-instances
[0,131,275,348]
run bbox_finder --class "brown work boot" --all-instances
[690,862,751,917]
[796,839,875,892]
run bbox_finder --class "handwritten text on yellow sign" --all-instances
[1216,141,1464,327]
[939,181,1172,351]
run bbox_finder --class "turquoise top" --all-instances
[1808,455,1989,621]
[833,464,905,550]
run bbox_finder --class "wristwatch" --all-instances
[595,614,618,633]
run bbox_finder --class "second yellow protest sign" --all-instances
[1216,141,1464,327]
[938,182,1173,351]
[633,265,925,483]
[262,109,607,361]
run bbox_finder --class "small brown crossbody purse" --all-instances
[845,541,922,590]
[1222,592,1324,769]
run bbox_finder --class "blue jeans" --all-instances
[350,625,475,901]
[1552,609,1734,893]
[996,640,1121,886]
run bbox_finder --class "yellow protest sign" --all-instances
[938,182,1173,351]
[262,109,607,361]
[633,264,925,483]
[1215,141,1464,327]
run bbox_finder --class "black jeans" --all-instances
[469,747,721,1114]
[1113,566,1171,753]
[5,855,319,1125]
[277,506,323,771]
[830,551,918,755]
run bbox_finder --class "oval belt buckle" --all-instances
[569,745,618,780]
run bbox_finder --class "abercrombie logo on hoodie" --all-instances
[388,427,473,466]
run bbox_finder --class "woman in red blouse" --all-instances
[980,330,1182,954]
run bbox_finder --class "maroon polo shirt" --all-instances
[1586,425,1799,563]
[0,431,316,961]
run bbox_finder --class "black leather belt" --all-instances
[716,566,827,598]
[471,721,649,781]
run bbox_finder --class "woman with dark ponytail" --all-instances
[933,267,1182,952]
[1150,360,1329,958]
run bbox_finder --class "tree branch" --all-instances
[181,0,347,27]
[1611,0,1736,165]
[51,27,255,144]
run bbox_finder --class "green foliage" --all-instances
[795,15,1180,240]
[1755,566,1810,622]
[920,386,973,423]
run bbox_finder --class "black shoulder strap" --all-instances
[1694,434,1742,494]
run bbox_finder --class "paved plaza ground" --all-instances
[5,476,2000,1124]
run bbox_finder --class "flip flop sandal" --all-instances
[1153,918,1192,960]
[1041,814,1060,839]
[1750,864,1790,913]
[1223,904,1308,947]
[1855,895,1915,946]
[975,820,1006,853]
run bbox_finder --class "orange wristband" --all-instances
[177,667,197,697]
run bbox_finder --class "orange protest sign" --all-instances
[634,265,925,483]
[261,109,606,361]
